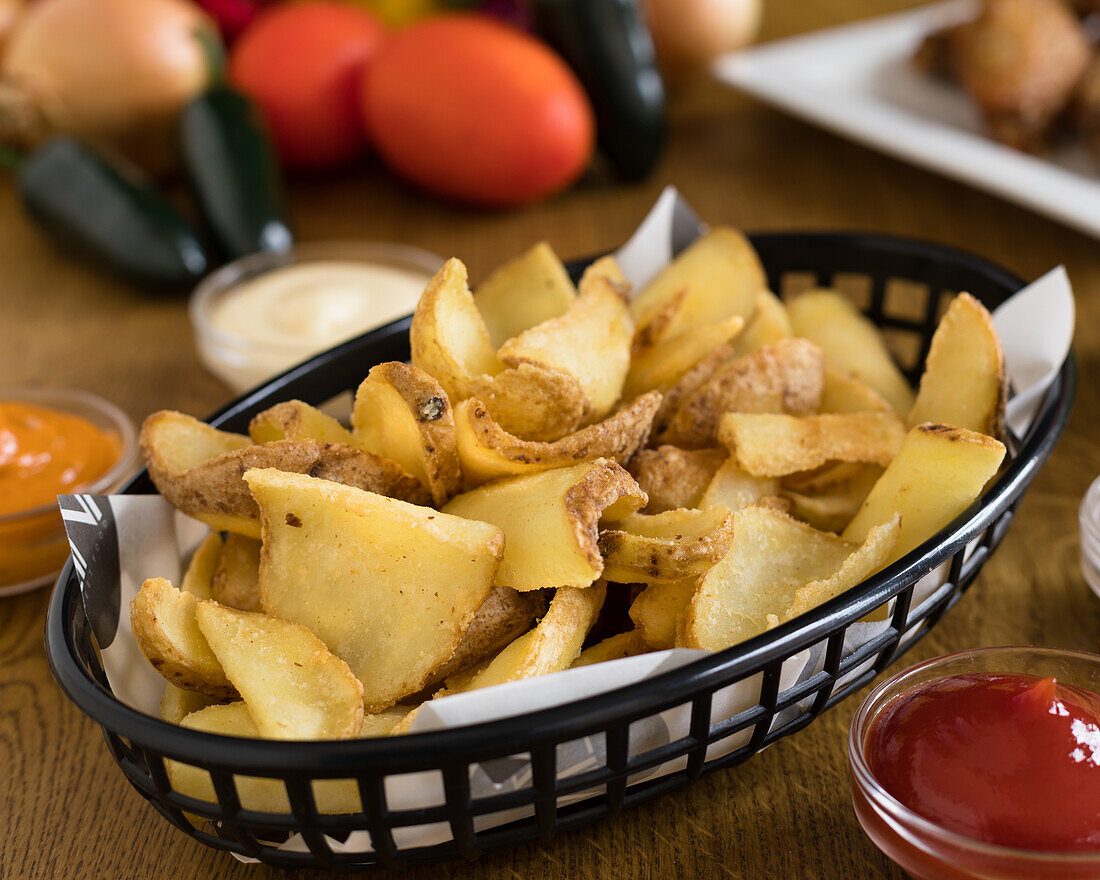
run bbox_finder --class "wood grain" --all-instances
[3,1,1100,877]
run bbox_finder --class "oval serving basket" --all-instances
[46,232,1074,871]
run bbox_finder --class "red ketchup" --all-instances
[865,672,1100,852]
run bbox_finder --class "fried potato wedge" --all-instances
[908,292,1006,439]
[167,703,366,813]
[131,578,234,699]
[248,400,354,445]
[474,241,576,348]
[623,316,744,400]
[653,341,735,431]
[246,467,504,711]
[359,706,415,738]
[628,445,727,513]
[820,367,893,414]
[142,411,430,536]
[425,586,546,686]
[631,228,765,342]
[195,601,365,740]
[454,392,660,487]
[444,584,606,694]
[629,578,697,650]
[352,361,462,506]
[842,423,1006,566]
[572,630,649,667]
[211,533,261,612]
[410,258,588,441]
[698,458,780,512]
[729,289,792,358]
[660,338,825,449]
[717,412,907,477]
[598,507,736,584]
[782,515,901,622]
[181,532,221,600]
[680,507,869,651]
[160,683,217,725]
[497,256,633,421]
[442,459,646,591]
[787,290,915,414]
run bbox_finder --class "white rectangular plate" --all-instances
[713,0,1100,239]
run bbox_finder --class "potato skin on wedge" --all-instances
[142,410,430,537]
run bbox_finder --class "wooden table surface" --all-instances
[3,1,1100,877]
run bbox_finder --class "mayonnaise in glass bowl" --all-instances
[189,242,444,393]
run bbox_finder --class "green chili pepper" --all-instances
[13,137,209,288]
[181,86,291,259]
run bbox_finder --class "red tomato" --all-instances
[230,1,386,169]
[361,14,594,207]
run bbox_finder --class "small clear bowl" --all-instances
[189,241,444,393]
[848,646,1100,880]
[0,388,138,597]
[1078,475,1100,600]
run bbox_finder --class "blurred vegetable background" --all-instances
[0,0,762,286]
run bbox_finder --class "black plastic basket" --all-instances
[46,233,1074,871]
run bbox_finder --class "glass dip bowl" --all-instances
[847,646,1100,880]
[0,387,137,597]
[189,241,444,394]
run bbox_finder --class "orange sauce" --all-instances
[0,401,120,585]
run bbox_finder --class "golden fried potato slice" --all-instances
[631,228,765,343]
[248,400,354,445]
[474,241,576,348]
[181,532,222,600]
[454,392,660,487]
[410,258,588,441]
[717,412,907,477]
[628,445,727,513]
[820,367,893,414]
[653,341,735,431]
[623,316,744,400]
[443,584,606,694]
[130,578,234,700]
[660,338,825,449]
[359,706,415,738]
[167,703,365,813]
[908,293,1006,439]
[729,289,792,358]
[195,601,365,740]
[246,468,504,712]
[629,579,696,650]
[572,630,649,667]
[410,257,503,399]
[598,507,735,584]
[142,411,430,536]
[680,507,882,651]
[352,361,462,506]
[211,533,261,612]
[425,587,546,686]
[160,683,217,725]
[442,459,646,591]
[698,458,780,512]
[497,256,634,422]
[842,423,1006,566]
[782,515,901,622]
[633,286,688,352]
[783,465,883,533]
[787,290,915,414]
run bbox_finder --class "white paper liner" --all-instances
[57,187,1075,861]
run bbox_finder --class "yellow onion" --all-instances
[642,0,762,82]
[0,0,219,172]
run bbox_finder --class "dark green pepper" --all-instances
[532,0,666,181]
[181,86,291,259]
[14,137,209,288]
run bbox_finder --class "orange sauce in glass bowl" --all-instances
[0,400,121,586]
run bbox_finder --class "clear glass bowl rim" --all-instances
[188,240,446,357]
[848,645,1100,865]
[0,386,138,524]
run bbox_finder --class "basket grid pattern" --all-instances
[46,232,1073,871]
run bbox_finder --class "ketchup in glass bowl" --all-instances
[848,646,1100,880]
